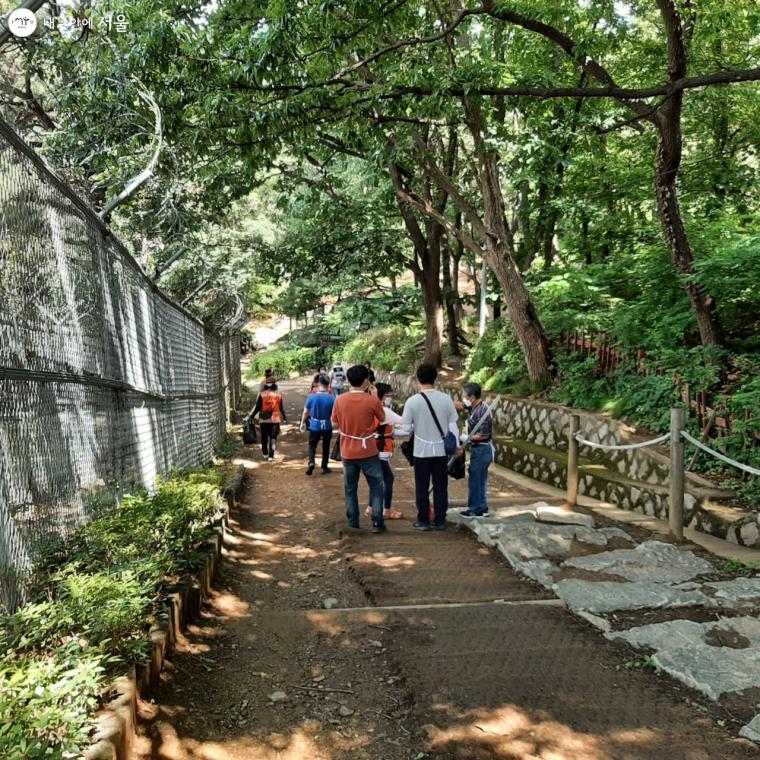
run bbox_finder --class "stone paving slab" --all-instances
[740,715,760,743]
[705,578,760,606]
[654,647,760,701]
[599,527,636,543]
[563,540,714,584]
[508,557,557,589]
[606,616,760,701]
[535,504,595,528]
[553,579,713,613]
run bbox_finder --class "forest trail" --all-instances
[135,379,754,760]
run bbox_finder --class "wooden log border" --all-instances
[84,466,246,760]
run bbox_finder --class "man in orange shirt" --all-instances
[331,364,386,533]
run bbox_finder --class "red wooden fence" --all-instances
[555,331,758,442]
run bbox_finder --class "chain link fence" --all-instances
[0,117,243,611]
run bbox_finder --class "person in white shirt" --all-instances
[400,364,459,531]
[330,363,347,395]
[364,382,412,520]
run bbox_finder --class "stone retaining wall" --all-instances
[378,370,758,548]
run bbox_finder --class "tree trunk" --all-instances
[419,263,444,367]
[486,237,553,383]
[441,237,461,355]
[477,149,553,383]
[655,105,722,347]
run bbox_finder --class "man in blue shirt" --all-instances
[301,374,336,475]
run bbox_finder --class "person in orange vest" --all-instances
[251,382,287,461]
[365,382,409,520]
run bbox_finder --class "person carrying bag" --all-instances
[400,364,459,531]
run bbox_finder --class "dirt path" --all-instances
[136,379,755,760]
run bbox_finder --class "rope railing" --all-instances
[574,432,670,451]
[681,430,760,477]
[565,408,757,542]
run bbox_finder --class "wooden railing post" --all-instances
[669,407,685,541]
[566,414,580,507]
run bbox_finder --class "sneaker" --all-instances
[371,523,386,534]
[432,522,447,531]
[306,464,315,476]
[459,509,484,517]
[413,521,431,531]
[268,456,275,462]
[321,467,332,474]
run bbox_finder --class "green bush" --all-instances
[0,649,106,760]
[548,351,760,505]
[342,324,423,372]
[0,468,226,760]
[246,346,320,378]
[464,319,531,393]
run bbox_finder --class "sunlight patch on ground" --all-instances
[305,609,392,635]
[426,703,606,759]
[212,592,251,618]
[231,457,260,470]
[349,552,417,570]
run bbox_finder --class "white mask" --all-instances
[463,398,472,408]
[383,397,392,407]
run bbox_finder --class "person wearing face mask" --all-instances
[364,382,411,521]
[331,364,386,533]
[455,382,494,516]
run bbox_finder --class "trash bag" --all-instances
[399,435,415,466]
[242,416,257,445]
[448,451,466,480]
[330,434,342,462]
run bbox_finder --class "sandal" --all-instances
[383,507,403,520]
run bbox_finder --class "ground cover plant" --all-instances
[0,468,227,760]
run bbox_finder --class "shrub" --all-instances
[0,468,226,760]
[342,324,423,372]
[464,319,531,393]
[246,346,320,378]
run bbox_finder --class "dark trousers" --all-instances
[260,423,280,456]
[413,455,448,525]
[381,459,394,511]
[308,429,332,469]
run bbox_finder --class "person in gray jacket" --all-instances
[401,363,459,531]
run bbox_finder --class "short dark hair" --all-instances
[347,364,370,387]
[463,382,482,399]
[264,368,273,377]
[364,360,372,367]
[317,374,330,387]
[416,363,438,385]
[375,382,392,400]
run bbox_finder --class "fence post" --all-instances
[566,414,580,507]
[669,407,685,541]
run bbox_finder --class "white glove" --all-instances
[460,434,470,446]
[299,423,307,433]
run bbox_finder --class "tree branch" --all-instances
[376,67,760,102]
[100,82,163,219]
[395,184,483,260]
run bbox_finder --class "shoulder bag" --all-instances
[419,393,458,456]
